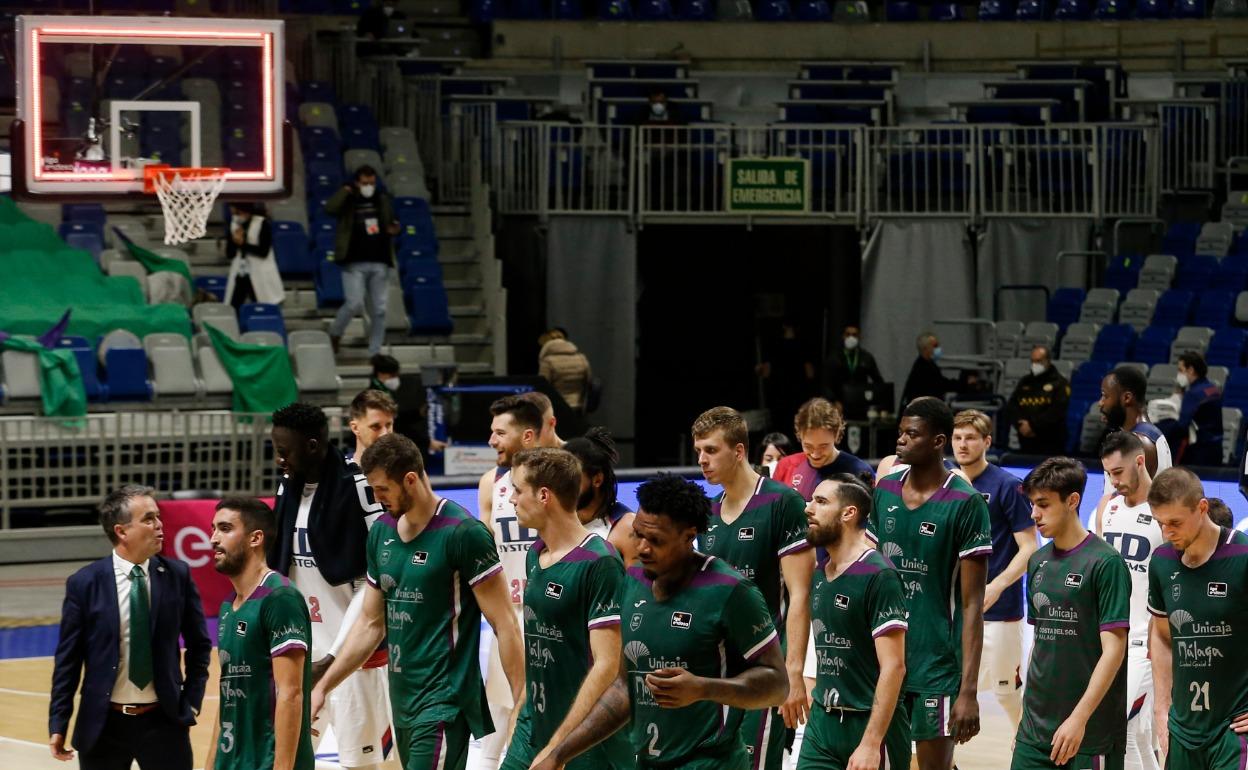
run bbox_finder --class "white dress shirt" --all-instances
[110,551,158,704]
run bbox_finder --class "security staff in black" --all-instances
[1006,345,1070,456]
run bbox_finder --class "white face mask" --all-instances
[359,184,376,198]
[650,102,667,118]
[932,346,943,360]
[844,336,859,350]
[1176,372,1190,388]
[383,4,395,14]
[1031,363,1047,377]
[382,377,400,392]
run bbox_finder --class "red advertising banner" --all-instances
[159,498,275,617]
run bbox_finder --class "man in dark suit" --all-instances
[49,484,212,769]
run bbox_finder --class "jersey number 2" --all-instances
[308,596,323,622]
[646,723,661,756]
[510,579,527,603]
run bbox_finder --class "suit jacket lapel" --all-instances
[147,556,165,636]
[100,558,122,664]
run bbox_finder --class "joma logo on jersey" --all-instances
[1208,582,1228,597]
[235,620,248,636]
[738,527,755,541]
[545,582,564,599]
[671,611,692,629]
[411,551,428,566]
[834,594,851,610]
[1064,573,1084,587]
[919,522,937,536]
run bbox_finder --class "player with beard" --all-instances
[564,427,638,564]
[532,474,789,770]
[799,474,910,770]
[871,397,992,770]
[206,497,315,770]
[1100,366,1172,486]
[1093,431,1164,770]
[477,395,543,766]
[314,433,524,770]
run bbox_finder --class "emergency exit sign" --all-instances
[726,158,810,213]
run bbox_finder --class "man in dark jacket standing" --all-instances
[1174,351,1224,466]
[326,165,399,356]
[824,324,885,420]
[267,402,395,770]
[1006,344,1070,455]
[901,331,958,409]
[49,485,211,769]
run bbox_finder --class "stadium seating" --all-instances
[1091,324,1135,362]
[1059,322,1099,362]
[239,303,288,340]
[1022,321,1059,352]
[1152,290,1193,328]
[1119,288,1160,331]
[104,347,153,402]
[1133,325,1177,365]
[992,321,1024,358]
[1079,288,1119,325]
[144,334,200,398]
[1046,287,1086,331]
[56,337,108,403]
[1206,328,1247,368]
[1138,254,1177,291]
[1146,363,1179,400]
[288,331,343,393]
[1170,326,1214,362]
[193,334,233,396]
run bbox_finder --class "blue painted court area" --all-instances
[0,625,58,660]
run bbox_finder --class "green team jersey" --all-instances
[869,470,993,694]
[365,498,501,737]
[215,570,315,770]
[620,555,779,766]
[702,475,811,628]
[1146,527,1248,747]
[1017,533,1130,756]
[521,532,631,760]
[809,548,909,712]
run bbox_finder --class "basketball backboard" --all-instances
[12,15,290,201]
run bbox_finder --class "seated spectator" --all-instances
[1005,345,1070,456]
[225,202,284,310]
[901,331,958,409]
[639,90,686,126]
[823,324,885,420]
[773,398,875,499]
[537,328,592,413]
[1206,497,1234,528]
[1175,351,1224,466]
[758,431,793,477]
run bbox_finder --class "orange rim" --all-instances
[142,164,230,193]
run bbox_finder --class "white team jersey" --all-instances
[1103,432,1171,495]
[584,516,612,542]
[1098,495,1164,648]
[491,468,538,604]
[285,472,385,658]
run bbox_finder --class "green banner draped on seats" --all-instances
[204,324,299,414]
[0,336,87,422]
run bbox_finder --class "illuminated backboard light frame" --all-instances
[12,15,290,201]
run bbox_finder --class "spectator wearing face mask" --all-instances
[224,203,284,310]
[823,324,885,420]
[1005,344,1070,456]
[901,331,958,410]
[1174,351,1224,466]
[325,165,400,356]
[369,354,445,458]
[639,90,685,125]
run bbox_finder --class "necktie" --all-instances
[128,565,153,689]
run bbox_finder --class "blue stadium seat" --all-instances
[301,127,341,154]
[64,232,104,261]
[333,0,370,13]
[1066,400,1092,452]
[195,276,228,301]
[1174,255,1217,291]
[1222,368,1248,414]
[273,224,317,278]
[1047,287,1086,331]
[1016,0,1049,17]
[1103,254,1142,293]
[1071,360,1114,402]
[596,0,633,15]
[510,0,546,17]
[314,229,338,257]
[756,0,795,18]
[1172,0,1205,16]
[1153,290,1194,327]
[1053,0,1093,16]
[554,0,587,16]
[795,0,834,17]
[57,337,108,403]
[1214,255,1248,292]
[1207,328,1247,368]
[343,125,382,153]
[886,0,922,17]
[1134,325,1178,365]
[978,0,1016,18]
[1162,221,1201,259]
[1134,0,1169,15]
[637,0,676,17]
[1091,324,1136,362]
[403,275,454,336]
[300,81,337,105]
[104,348,153,402]
[470,0,502,17]
[1092,0,1130,15]
[676,0,713,18]
[1191,290,1235,329]
[931,1,965,17]
[63,204,107,225]
[315,260,345,308]
[239,303,287,340]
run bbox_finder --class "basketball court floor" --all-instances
[1,560,1019,770]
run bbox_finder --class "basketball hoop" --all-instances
[143,165,229,245]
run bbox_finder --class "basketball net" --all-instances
[147,167,228,245]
